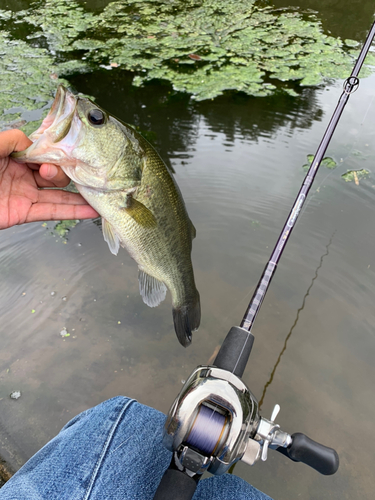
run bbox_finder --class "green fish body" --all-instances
[12,85,200,346]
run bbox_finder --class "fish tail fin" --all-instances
[172,293,201,348]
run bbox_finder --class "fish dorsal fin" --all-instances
[124,193,157,229]
[102,217,120,255]
[138,269,167,308]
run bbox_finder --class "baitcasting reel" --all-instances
[163,366,339,477]
[154,327,339,500]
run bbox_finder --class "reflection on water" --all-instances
[258,231,336,409]
[1,3,375,500]
[272,0,375,40]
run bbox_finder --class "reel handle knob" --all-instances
[276,432,339,475]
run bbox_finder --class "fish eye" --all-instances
[88,108,105,126]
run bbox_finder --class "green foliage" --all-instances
[0,31,62,132]
[1,0,375,129]
[0,10,12,21]
[341,169,370,182]
[302,154,337,170]
[20,0,95,53]
[52,219,80,240]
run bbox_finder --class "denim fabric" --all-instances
[0,396,272,500]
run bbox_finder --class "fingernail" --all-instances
[45,164,58,178]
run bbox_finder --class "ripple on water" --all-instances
[0,220,101,340]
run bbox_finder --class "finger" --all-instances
[0,129,32,157]
[26,163,41,170]
[25,203,99,223]
[37,189,96,207]
[37,163,71,187]
[33,170,62,188]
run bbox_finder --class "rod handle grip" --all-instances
[153,467,198,500]
[213,326,254,377]
[276,432,339,475]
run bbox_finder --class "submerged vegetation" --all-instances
[1,0,375,131]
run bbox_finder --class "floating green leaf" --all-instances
[302,154,337,170]
[341,169,370,182]
[53,220,80,240]
[321,157,337,169]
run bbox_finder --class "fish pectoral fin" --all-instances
[102,217,120,255]
[123,193,157,229]
[138,269,167,308]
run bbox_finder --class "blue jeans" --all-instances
[0,397,272,500]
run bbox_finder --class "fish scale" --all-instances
[12,85,200,347]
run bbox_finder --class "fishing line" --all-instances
[232,25,375,374]
[185,21,375,448]
[285,80,375,242]
[185,405,228,455]
[256,83,375,409]
[360,91,375,126]
[258,231,336,409]
[303,88,375,206]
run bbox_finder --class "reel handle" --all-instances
[153,465,198,500]
[276,432,339,475]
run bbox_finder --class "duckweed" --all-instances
[1,0,375,129]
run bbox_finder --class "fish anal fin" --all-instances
[102,217,120,255]
[138,269,167,308]
[189,219,196,240]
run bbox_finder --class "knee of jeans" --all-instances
[61,396,134,432]
[197,474,273,500]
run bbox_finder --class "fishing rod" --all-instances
[153,20,375,500]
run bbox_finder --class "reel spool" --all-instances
[185,404,228,456]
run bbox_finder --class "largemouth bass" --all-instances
[12,85,200,347]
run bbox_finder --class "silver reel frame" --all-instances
[163,366,260,475]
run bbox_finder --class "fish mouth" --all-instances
[11,85,78,163]
[30,85,77,142]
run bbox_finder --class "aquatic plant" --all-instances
[302,154,337,170]
[52,220,80,240]
[341,169,370,183]
[1,0,375,130]
[0,31,62,133]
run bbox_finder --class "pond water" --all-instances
[1,1,375,499]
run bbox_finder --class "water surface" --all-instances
[1,2,375,499]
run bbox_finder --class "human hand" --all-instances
[0,129,98,230]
